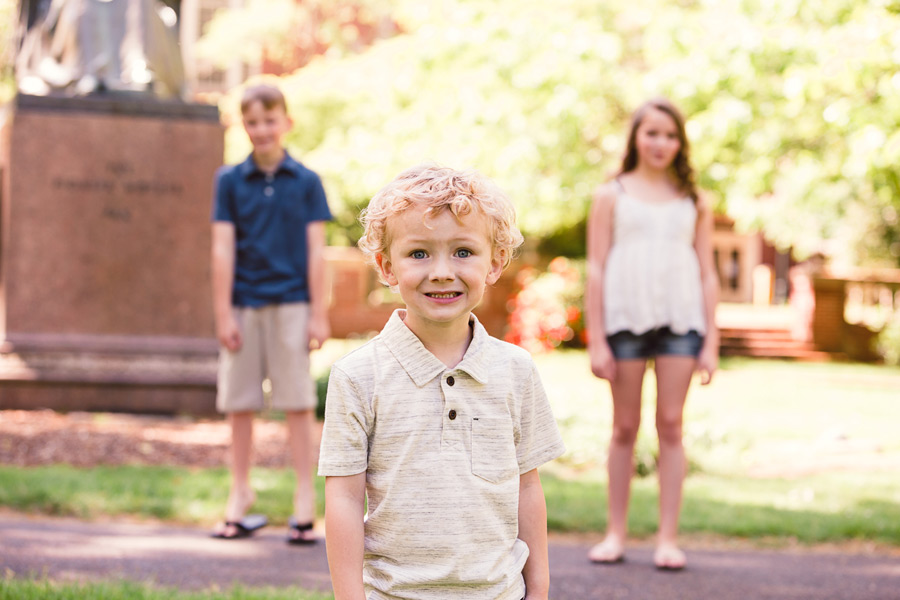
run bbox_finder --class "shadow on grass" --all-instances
[2,465,899,547]
[0,465,326,526]
[542,474,900,546]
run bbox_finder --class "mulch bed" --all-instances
[0,410,319,469]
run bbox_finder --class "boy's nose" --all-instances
[429,255,455,281]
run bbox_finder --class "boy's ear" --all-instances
[486,249,505,285]
[375,252,398,286]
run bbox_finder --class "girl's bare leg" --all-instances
[653,355,695,569]
[589,360,646,563]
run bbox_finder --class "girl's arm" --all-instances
[693,194,720,384]
[325,473,368,600]
[306,220,331,350]
[586,184,617,381]
[518,468,550,600]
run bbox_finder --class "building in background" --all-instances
[179,0,260,97]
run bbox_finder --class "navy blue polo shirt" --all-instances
[212,152,332,307]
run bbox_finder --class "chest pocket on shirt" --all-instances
[471,417,518,484]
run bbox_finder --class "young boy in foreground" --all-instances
[318,165,565,599]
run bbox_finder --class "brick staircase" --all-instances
[718,327,839,360]
[716,303,842,361]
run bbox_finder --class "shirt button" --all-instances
[264,186,274,196]
[447,376,455,386]
[448,409,457,420]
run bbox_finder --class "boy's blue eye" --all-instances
[411,250,427,259]
[456,249,472,258]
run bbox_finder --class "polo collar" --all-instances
[381,309,490,387]
[238,152,302,179]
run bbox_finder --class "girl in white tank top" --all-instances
[585,98,720,571]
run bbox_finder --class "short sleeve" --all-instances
[211,166,235,223]
[515,361,566,474]
[305,172,332,223]
[317,365,370,476]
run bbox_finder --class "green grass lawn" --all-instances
[0,464,325,527]
[539,352,900,474]
[2,353,899,548]
[542,471,900,544]
[0,579,332,600]
[537,352,900,546]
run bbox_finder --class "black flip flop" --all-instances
[211,514,268,539]
[286,517,317,545]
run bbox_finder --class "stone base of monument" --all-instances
[0,335,218,414]
[0,94,223,415]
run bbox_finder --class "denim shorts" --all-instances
[606,327,704,360]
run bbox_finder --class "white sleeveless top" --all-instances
[602,181,707,336]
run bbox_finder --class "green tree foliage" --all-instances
[218,0,900,266]
[0,0,18,102]
[680,0,900,268]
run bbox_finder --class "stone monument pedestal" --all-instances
[0,94,224,414]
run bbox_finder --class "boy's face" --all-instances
[242,100,292,159]
[376,205,503,337]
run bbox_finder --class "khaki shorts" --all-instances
[216,302,315,413]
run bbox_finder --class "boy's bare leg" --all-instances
[219,411,256,536]
[653,356,694,569]
[589,360,646,563]
[287,408,317,542]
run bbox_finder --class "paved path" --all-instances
[1,514,898,599]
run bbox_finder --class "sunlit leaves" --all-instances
[215,0,900,266]
[196,0,397,72]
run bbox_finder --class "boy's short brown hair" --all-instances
[358,164,524,275]
[240,84,288,115]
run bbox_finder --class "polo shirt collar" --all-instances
[237,152,303,179]
[381,309,491,387]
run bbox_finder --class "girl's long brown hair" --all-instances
[619,98,698,203]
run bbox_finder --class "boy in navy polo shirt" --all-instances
[211,83,332,543]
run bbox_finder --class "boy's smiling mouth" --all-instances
[426,292,462,299]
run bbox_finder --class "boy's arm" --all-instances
[518,468,550,600]
[306,220,330,349]
[325,473,367,600]
[211,222,241,351]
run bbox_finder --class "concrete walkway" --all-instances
[1,513,898,599]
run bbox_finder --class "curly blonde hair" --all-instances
[358,164,524,276]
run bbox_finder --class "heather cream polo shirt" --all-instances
[318,310,565,600]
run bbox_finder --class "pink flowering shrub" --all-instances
[505,257,586,353]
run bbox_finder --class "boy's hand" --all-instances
[308,314,331,350]
[217,315,242,352]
